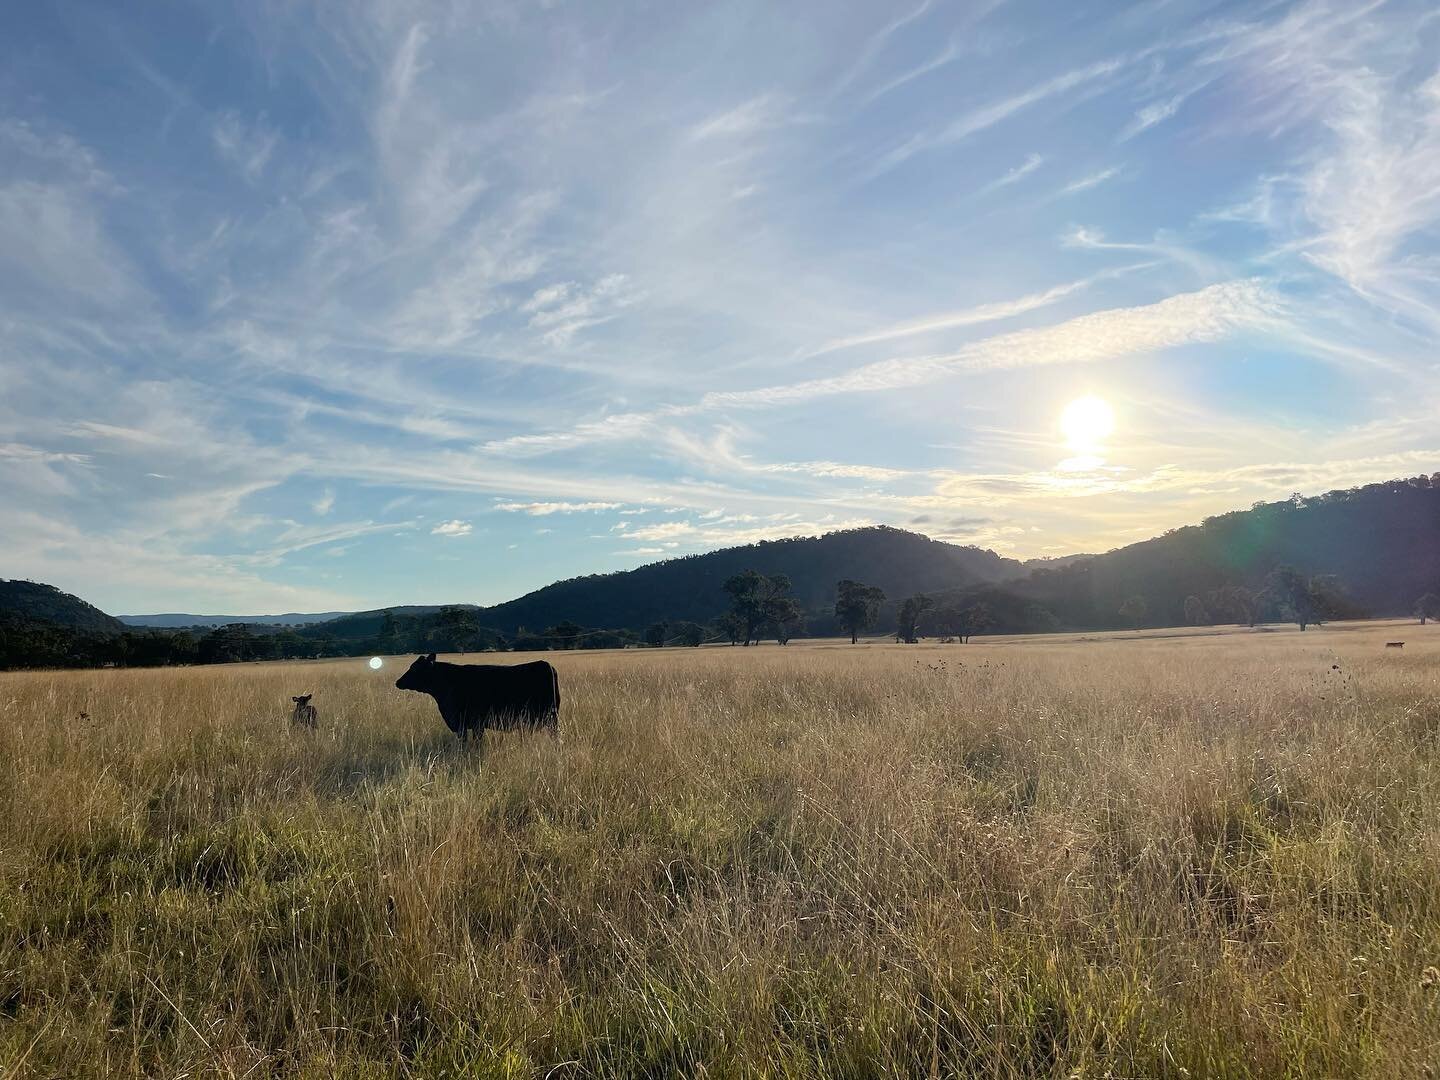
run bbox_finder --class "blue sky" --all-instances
[2,0,1438,614]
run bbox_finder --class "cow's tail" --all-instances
[550,663,561,729]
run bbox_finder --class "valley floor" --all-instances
[1,620,1438,1076]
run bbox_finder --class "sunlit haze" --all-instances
[2,2,1437,613]
[1060,396,1115,453]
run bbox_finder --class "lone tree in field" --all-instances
[834,579,886,644]
[956,602,993,643]
[1024,602,1061,632]
[1263,566,1346,631]
[716,612,745,645]
[896,594,933,644]
[933,601,993,643]
[1183,595,1209,626]
[1119,595,1148,630]
[1207,584,1258,627]
[1415,592,1440,625]
[674,621,706,647]
[544,620,584,649]
[723,570,800,646]
[768,599,804,645]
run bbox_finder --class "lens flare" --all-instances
[368,656,383,670]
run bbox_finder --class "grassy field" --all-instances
[1,621,1438,1077]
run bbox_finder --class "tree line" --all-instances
[5,566,1438,669]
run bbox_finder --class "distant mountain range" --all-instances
[118,611,356,628]
[9,475,1440,649]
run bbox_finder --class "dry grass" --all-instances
[1,621,1438,1077]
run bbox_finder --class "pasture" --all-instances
[1,622,1438,1077]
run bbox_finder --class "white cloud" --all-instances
[211,111,279,183]
[0,508,357,614]
[312,488,335,515]
[688,95,789,141]
[831,0,936,96]
[976,153,1044,195]
[807,275,1093,357]
[759,460,911,481]
[1058,166,1122,197]
[703,281,1281,407]
[1119,95,1188,140]
[521,273,640,347]
[259,520,414,562]
[870,57,1124,177]
[863,39,962,103]
[481,411,663,456]
[625,520,696,541]
[1297,68,1440,327]
[431,519,473,536]
[493,500,622,515]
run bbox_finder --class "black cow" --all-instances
[290,694,318,728]
[394,653,559,740]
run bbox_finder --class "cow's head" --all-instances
[395,653,437,691]
[291,694,312,707]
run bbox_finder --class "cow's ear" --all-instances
[426,653,437,663]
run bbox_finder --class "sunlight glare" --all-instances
[1060,395,1115,451]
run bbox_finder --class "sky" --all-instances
[2,0,1438,615]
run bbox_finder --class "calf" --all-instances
[291,694,318,728]
[395,653,559,741]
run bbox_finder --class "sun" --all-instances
[1060,395,1115,451]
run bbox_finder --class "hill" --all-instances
[0,579,126,634]
[471,526,1021,635]
[944,476,1440,631]
[308,606,482,640]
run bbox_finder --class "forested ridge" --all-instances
[4,476,1437,667]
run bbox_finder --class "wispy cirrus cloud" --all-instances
[1119,94,1190,140]
[868,57,1124,178]
[521,273,641,347]
[1057,166,1123,197]
[830,0,936,96]
[805,275,1096,358]
[1296,68,1440,327]
[688,95,793,141]
[704,281,1281,408]
[757,460,911,481]
[976,153,1044,195]
[494,500,623,515]
[862,38,963,103]
[211,111,279,183]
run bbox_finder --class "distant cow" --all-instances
[395,653,559,741]
[291,694,318,728]
[1385,641,1405,649]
